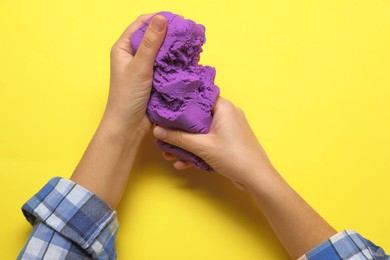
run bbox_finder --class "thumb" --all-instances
[153,126,203,154]
[133,15,167,70]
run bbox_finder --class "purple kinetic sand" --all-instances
[131,11,219,170]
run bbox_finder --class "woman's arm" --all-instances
[245,166,336,259]
[152,97,337,259]
[71,14,167,209]
[18,14,168,259]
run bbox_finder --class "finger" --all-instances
[162,152,176,161]
[113,13,154,55]
[173,160,193,170]
[132,15,167,70]
[153,126,202,154]
[212,96,234,114]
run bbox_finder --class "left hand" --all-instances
[102,13,167,142]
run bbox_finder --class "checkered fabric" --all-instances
[299,230,389,260]
[18,177,118,259]
[17,178,389,259]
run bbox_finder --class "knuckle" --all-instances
[223,98,233,106]
[237,107,245,116]
[224,100,235,111]
[136,14,147,23]
[110,44,117,57]
[139,13,151,23]
[141,34,155,49]
[173,131,183,145]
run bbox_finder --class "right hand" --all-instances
[153,97,276,190]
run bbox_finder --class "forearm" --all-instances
[70,13,166,210]
[70,113,144,209]
[246,167,337,259]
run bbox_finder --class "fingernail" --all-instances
[154,126,167,139]
[150,15,165,32]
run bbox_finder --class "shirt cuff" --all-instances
[298,230,389,260]
[21,177,118,258]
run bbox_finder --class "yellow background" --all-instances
[1,0,389,259]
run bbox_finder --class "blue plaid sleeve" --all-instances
[18,177,118,259]
[299,230,389,260]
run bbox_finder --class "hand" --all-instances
[102,13,167,143]
[153,97,275,190]
[153,97,337,259]
[71,14,167,209]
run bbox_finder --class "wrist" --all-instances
[243,164,281,195]
[98,114,145,151]
[71,115,144,209]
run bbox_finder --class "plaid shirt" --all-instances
[300,230,389,260]
[18,178,388,259]
[18,177,118,259]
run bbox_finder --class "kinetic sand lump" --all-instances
[131,11,219,170]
